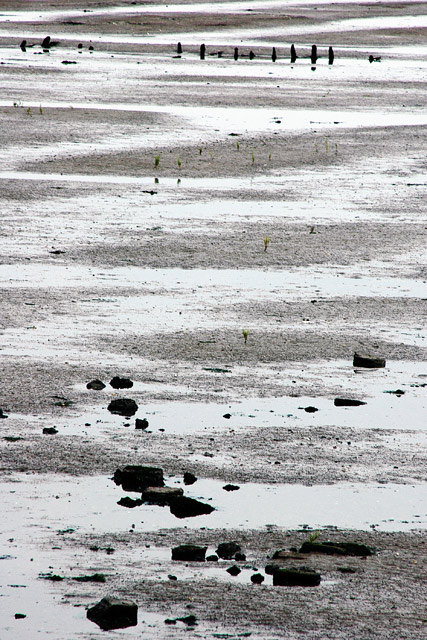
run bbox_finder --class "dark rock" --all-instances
[117,496,143,508]
[178,615,197,626]
[15,613,26,619]
[171,544,207,561]
[177,42,182,54]
[334,398,367,407]
[39,573,64,581]
[42,427,58,435]
[200,43,206,60]
[223,413,232,419]
[226,565,241,576]
[273,567,321,587]
[251,573,265,584]
[165,618,177,625]
[168,574,177,580]
[328,46,334,65]
[135,418,149,430]
[301,406,318,413]
[369,55,381,63]
[73,573,106,583]
[89,45,94,51]
[353,352,386,368]
[87,596,137,630]
[234,47,239,61]
[20,40,27,52]
[0,408,8,418]
[299,541,375,556]
[183,471,197,485]
[61,60,77,64]
[265,564,276,575]
[42,36,51,49]
[216,541,241,559]
[206,554,219,562]
[338,567,357,574]
[384,389,405,396]
[234,552,246,561]
[141,486,184,505]
[223,484,240,491]
[113,465,164,492]
[107,398,138,416]
[110,376,133,389]
[86,379,105,390]
[169,496,214,518]
[249,50,255,60]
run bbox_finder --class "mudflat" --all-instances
[0,2,426,639]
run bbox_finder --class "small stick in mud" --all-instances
[234,47,239,61]
[272,47,277,62]
[290,44,297,63]
[177,42,182,54]
[328,46,334,65]
[311,45,318,65]
[200,43,206,60]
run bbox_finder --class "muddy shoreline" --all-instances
[0,1,426,638]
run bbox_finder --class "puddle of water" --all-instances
[1,473,425,535]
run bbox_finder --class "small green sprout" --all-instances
[268,152,272,161]
[154,154,160,169]
[264,236,270,252]
[39,105,43,114]
[26,107,32,117]
[325,137,329,153]
[251,149,255,165]
[199,147,203,155]
[177,156,181,169]
[242,329,249,344]
[236,140,240,151]
[308,530,321,543]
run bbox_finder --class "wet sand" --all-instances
[0,1,426,638]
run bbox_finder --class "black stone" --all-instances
[353,352,386,368]
[226,565,241,576]
[206,554,219,562]
[273,568,321,587]
[328,46,334,65]
[272,47,277,62]
[177,42,182,54]
[234,47,239,61]
[86,379,106,390]
[169,496,214,518]
[310,44,318,64]
[117,496,143,508]
[110,376,133,389]
[223,484,240,491]
[334,398,367,407]
[234,552,246,561]
[42,427,58,435]
[113,465,164,492]
[216,541,241,559]
[200,44,206,60]
[87,596,138,630]
[302,406,318,413]
[135,418,149,430]
[0,408,9,419]
[183,471,197,485]
[251,573,265,584]
[171,544,207,561]
[223,413,232,419]
[107,398,138,416]
[290,44,297,63]
[42,36,51,49]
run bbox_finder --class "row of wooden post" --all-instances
[177,43,334,65]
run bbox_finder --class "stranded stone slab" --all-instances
[334,398,367,407]
[216,541,241,559]
[114,465,164,492]
[107,398,138,416]
[272,568,321,587]
[141,486,184,505]
[353,352,386,368]
[87,596,138,630]
[172,544,207,561]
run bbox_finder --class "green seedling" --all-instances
[264,236,270,252]
[199,147,203,155]
[209,151,213,160]
[39,104,43,114]
[242,329,249,344]
[251,149,255,165]
[154,154,160,169]
[26,107,32,117]
[177,156,181,169]
[335,143,338,155]
[325,137,329,153]
[308,530,321,544]
[268,152,272,161]
[236,140,240,151]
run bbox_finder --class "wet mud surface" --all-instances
[0,1,426,638]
